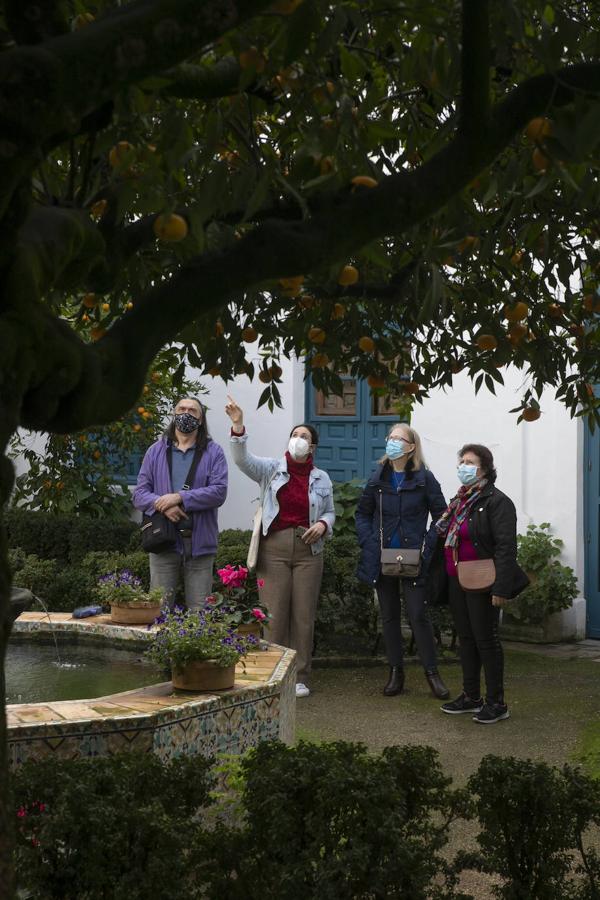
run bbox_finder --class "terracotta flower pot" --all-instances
[171,660,236,691]
[110,603,162,626]
[236,621,262,639]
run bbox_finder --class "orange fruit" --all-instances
[108,141,134,169]
[311,353,330,368]
[56,482,64,491]
[239,47,266,72]
[90,326,106,341]
[82,292,97,308]
[270,363,283,379]
[137,406,145,414]
[532,148,550,172]
[308,327,326,344]
[401,381,420,394]
[367,374,386,389]
[143,386,149,395]
[503,301,529,322]
[215,320,225,337]
[297,295,316,309]
[450,359,463,374]
[153,213,188,242]
[93,450,101,459]
[90,199,107,220]
[133,424,142,432]
[507,323,528,344]
[101,302,110,312]
[522,407,541,422]
[242,326,258,342]
[258,370,272,383]
[548,303,563,318]
[358,336,375,352]
[510,250,524,266]
[81,314,90,323]
[142,411,152,420]
[351,175,378,189]
[279,275,304,290]
[207,366,222,377]
[151,372,161,383]
[126,301,134,310]
[476,334,498,351]
[524,117,552,143]
[331,303,346,320]
[338,265,359,286]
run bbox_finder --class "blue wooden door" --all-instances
[306,378,399,481]
[584,414,600,638]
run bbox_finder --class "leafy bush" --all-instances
[464,754,600,900]
[510,523,579,624]
[13,753,214,900]
[201,740,470,900]
[8,550,59,604]
[215,528,252,571]
[79,550,150,592]
[332,479,364,540]
[5,508,138,564]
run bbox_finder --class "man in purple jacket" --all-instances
[133,397,228,611]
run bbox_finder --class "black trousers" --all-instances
[376,575,438,670]
[448,575,504,704]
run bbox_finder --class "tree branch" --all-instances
[159,57,242,99]
[459,0,491,136]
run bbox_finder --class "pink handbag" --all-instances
[456,558,496,592]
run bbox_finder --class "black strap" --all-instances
[166,443,203,491]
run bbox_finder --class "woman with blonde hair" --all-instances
[355,422,449,698]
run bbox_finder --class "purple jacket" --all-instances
[133,438,228,557]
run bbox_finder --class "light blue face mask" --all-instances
[457,463,478,485]
[386,439,408,460]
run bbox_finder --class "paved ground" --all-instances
[298,640,600,784]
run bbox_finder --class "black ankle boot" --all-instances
[383,666,404,696]
[425,668,450,700]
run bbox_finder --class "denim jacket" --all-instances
[230,432,335,555]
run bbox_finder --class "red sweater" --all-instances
[269,452,312,532]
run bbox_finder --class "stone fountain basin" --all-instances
[7,613,296,769]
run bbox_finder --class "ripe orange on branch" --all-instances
[242,326,258,342]
[338,265,359,286]
[400,381,420,394]
[351,175,378,189]
[108,141,134,169]
[331,303,346,320]
[524,117,553,144]
[476,334,498,352]
[308,327,326,344]
[82,293,97,308]
[522,407,541,422]
[367,374,386,389]
[153,214,188,242]
[311,353,330,368]
[503,301,529,322]
[358,336,375,352]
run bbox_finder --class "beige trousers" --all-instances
[257,528,324,682]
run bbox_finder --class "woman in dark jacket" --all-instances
[356,423,449,700]
[437,443,528,724]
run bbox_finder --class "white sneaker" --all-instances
[295,682,310,698]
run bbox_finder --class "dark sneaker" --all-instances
[441,693,484,715]
[473,702,510,724]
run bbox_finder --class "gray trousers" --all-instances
[149,539,215,612]
[376,575,438,670]
[257,528,324,683]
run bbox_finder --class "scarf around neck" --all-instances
[435,478,488,548]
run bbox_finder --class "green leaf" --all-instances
[284,0,321,66]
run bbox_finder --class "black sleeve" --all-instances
[355,481,378,548]
[489,493,518,598]
[423,472,447,564]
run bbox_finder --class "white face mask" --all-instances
[288,436,311,460]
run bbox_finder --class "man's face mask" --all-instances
[174,412,200,434]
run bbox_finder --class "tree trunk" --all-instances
[0,450,16,899]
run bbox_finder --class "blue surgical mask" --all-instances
[386,439,407,460]
[457,463,478,485]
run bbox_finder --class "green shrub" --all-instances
[201,740,470,900]
[13,753,214,900]
[80,550,151,592]
[511,523,579,624]
[332,479,364,540]
[9,550,59,603]
[215,529,252,571]
[5,508,138,564]
[463,755,600,899]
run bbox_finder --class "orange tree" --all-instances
[2,0,600,891]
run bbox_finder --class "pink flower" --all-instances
[206,595,216,604]
[257,578,265,588]
[251,608,266,621]
[17,807,26,818]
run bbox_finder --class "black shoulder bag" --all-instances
[140,444,203,553]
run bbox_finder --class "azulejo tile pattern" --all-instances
[8,614,296,768]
